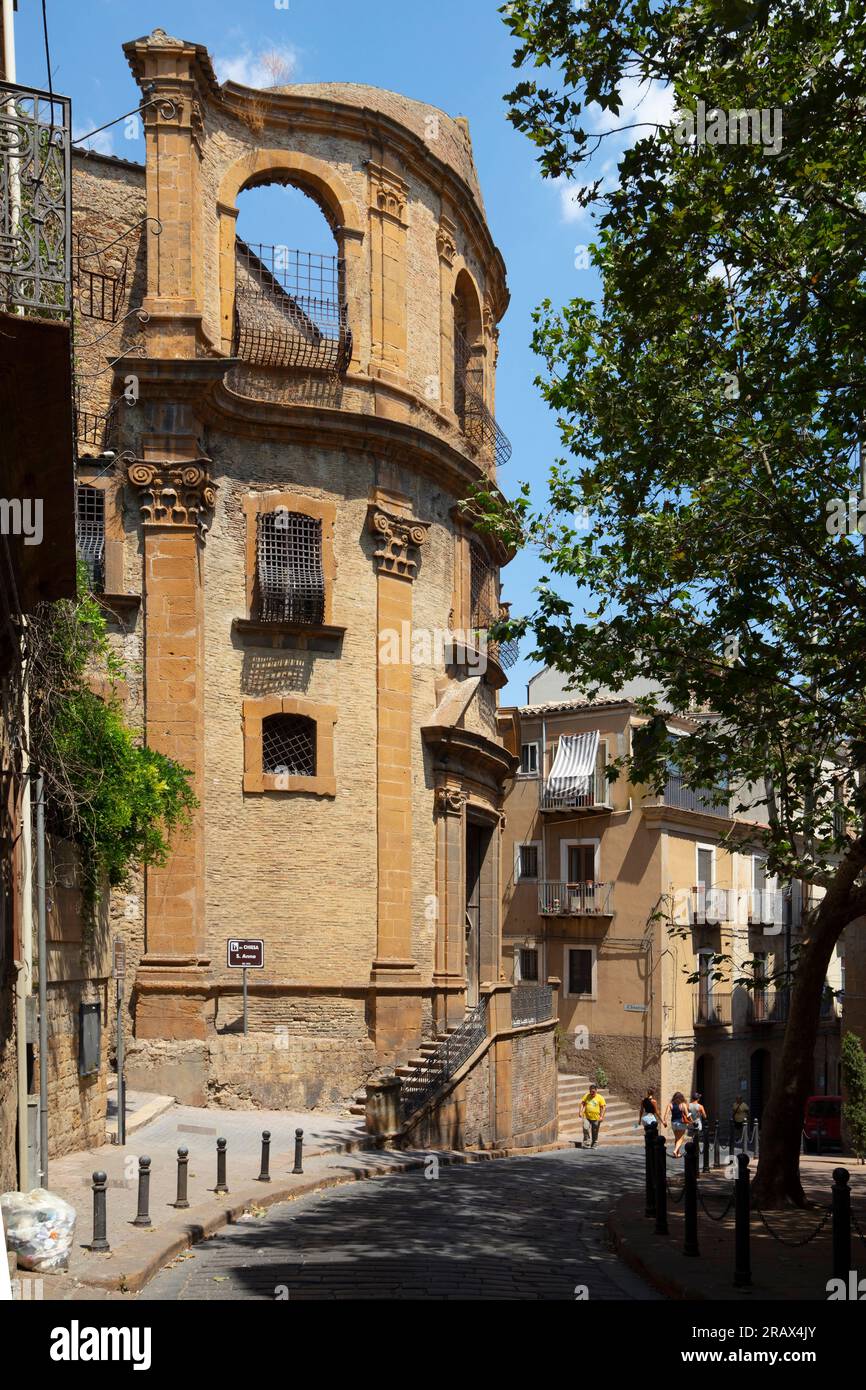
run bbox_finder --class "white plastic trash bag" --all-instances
[0,1188,76,1273]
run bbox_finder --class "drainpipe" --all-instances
[35,771,48,1186]
[15,670,33,1190]
[1,0,16,83]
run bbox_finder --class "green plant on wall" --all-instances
[594,1066,608,1090]
[841,1031,866,1165]
[28,568,197,927]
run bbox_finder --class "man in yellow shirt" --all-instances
[579,1083,606,1148]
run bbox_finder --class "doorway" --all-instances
[465,820,492,1008]
[695,1054,717,1125]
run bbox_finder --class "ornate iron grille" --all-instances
[233,240,352,375]
[0,81,71,317]
[511,983,553,1027]
[256,510,325,625]
[469,543,518,670]
[453,326,511,469]
[400,999,489,1119]
[74,234,129,321]
[262,714,316,778]
[75,484,105,591]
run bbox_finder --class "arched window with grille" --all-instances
[256,510,325,625]
[262,714,317,779]
[76,484,105,591]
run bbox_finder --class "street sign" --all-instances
[113,937,126,979]
[227,938,264,969]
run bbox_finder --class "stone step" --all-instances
[349,1104,366,1116]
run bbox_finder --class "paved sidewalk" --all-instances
[609,1150,866,1301]
[13,1101,376,1296]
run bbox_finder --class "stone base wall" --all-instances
[559,1031,661,1109]
[42,978,110,1160]
[125,1030,379,1111]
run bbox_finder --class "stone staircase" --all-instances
[349,1027,459,1118]
[558,1072,639,1146]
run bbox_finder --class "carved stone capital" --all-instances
[436,215,457,267]
[367,505,429,580]
[435,786,467,818]
[127,459,217,530]
[368,162,409,225]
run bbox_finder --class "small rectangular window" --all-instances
[519,743,539,776]
[78,1002,101,1077]
[76,485,105,592]
[518,844,539,880]
[568,948,593,997]
[697,847,714,889]
[519,948,539,982]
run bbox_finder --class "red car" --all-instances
[803,1095,842,1151]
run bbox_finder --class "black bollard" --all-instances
[832,1167,851,1283]
[215,1137,228,1194]
[816,1124,822,1157]
[684,1139,700,1257]
[654,1133,669,1236]
[753,1120,760,1158]
[734,1152,751,1288]
[644,1126,657,1217]
[133,1155,152,1227]
[292,1127,304,1175]
[702,1125,710,1175]
[728,1122,735,1162]
[91,1171,110,1251]
[257,1130,272,1183]
[174,1146,189,1209]
[713,1123,722,1170]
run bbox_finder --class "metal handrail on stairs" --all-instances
[400,999,489,1119]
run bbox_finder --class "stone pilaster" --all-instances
[128,456,214,1040]
[368,162,409,382]
[433,784,467,1033]
[367,493,429,1062]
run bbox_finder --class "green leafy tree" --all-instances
[841,1031,866,1164]
[483,1,866,1205]
[28,575,197,925]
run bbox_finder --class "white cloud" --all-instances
[214,45,299,89]
[73,121,114,156]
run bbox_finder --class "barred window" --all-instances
[256,510,325,624]
[470,542,496,630]
[262,714,317,778]
[519,845,539,880]
[519,948,539,982]
[76,485,105,591]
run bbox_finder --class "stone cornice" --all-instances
[367,505,430,580]
[421,723,519,787]
[127,458,217,529]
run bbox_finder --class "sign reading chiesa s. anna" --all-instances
[227,939,264,969]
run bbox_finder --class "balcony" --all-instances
[540,766,612,814]
[661,772,728,818]
[693,992,732,1027]
[233,240,352,376]
[689,886,730,926]
[747,987,840,1027]
[454,326,512,470]
[747,888,786,930]
[538,881,614,917]
[1,81,71,318]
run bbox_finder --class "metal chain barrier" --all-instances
[754,1204,832,1247]
[666,1179,687,1204]
[698,1187,736,1222]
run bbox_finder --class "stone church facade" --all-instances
[71,29,556,1138]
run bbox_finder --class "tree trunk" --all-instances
[751,907,847,1209]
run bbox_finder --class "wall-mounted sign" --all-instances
[623,1003,647,1013]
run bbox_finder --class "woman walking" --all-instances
[637,1088,661,1132]
[663,1091,689,1157]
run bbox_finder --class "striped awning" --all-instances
[546,730,599,795]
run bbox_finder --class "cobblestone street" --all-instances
[139,1145,659,1301]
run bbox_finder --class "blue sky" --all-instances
[13,0,668,701]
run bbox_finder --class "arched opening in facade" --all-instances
[232,181,351,374]
[453,268,484,429]
[694,1053,717,1126]
[750,1047,771,1123]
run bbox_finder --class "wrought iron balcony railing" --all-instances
[689,886,730,926]
[747,987,839,1026]
[0,81,71,318]
[540,767,612,813]
[746,888,786,929]
[454,326,511,469]
[511,983,554,1027]
[233,240,352,376]
[400,998,488,1118]
[662,772,729,818]
[538,880,614,916]
[693,992,732,1027]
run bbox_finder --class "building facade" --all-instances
[68,28,556,1141]
[502,688,842,1127]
